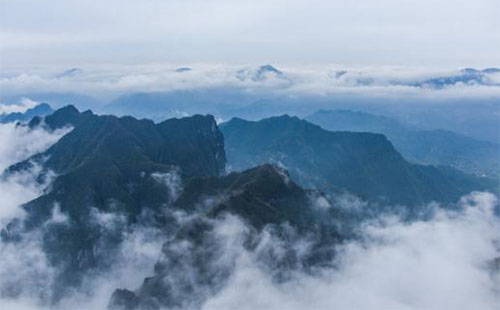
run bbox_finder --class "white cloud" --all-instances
[0,229,56,309]
[0,122,70,171]
[0,186,498,309]
[0,165,44,225]
[1,64,499,102]
[0,122,69,225]
[0,98,38,114]
[203,192,500,310]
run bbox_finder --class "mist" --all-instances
[2,168,497,310]
[0,122,70,172]
[0,121,70,225]
[203,192,499,310]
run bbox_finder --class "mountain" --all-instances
[220,115,496,206]
[12,105,226,212]
[2,107,346,306]
[102,65,290,120]
[329,67,500,88]
[174,164,318,229]
[174,67,192,72]
[55,68,83,78]
[0,103,53,123]
[412,68,500,88]
[355,101,500,144]
[306,109,500,178]
[236,64,287,82]
[2,106,227,297]
[109,164,341,309]
[101,88,305,122]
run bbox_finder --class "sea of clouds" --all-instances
[1,64,499,102]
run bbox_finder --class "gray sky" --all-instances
[1,0,499,68]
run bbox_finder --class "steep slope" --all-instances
[2,106,227,297]
[18,105,226,179]
[220,115,496,206]
[306,109,500,177]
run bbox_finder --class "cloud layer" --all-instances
[1,64,500,103]
[203,192,500,310]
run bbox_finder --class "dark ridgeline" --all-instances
[220,115,497,206]
[13,105,226,223]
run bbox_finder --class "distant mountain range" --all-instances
[329,67,500,88]
[3,64,498,142]
[409,68,500,88]
[236,64,287,82]
[0,103,53,123]
[306,109,500,178]
[97,65,499,143]
[220,115,497,206]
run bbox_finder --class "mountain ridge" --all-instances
[306,109,500,177]
[220,115,496,206]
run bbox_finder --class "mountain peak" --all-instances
[236,64,285,82]
[29,105,93,130]
[258,64,282,75]
[175,67,192,73]
[461,68,480,75]
[56,68,83,78]
[55,104,80,115]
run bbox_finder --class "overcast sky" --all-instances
[1,0,499,68]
